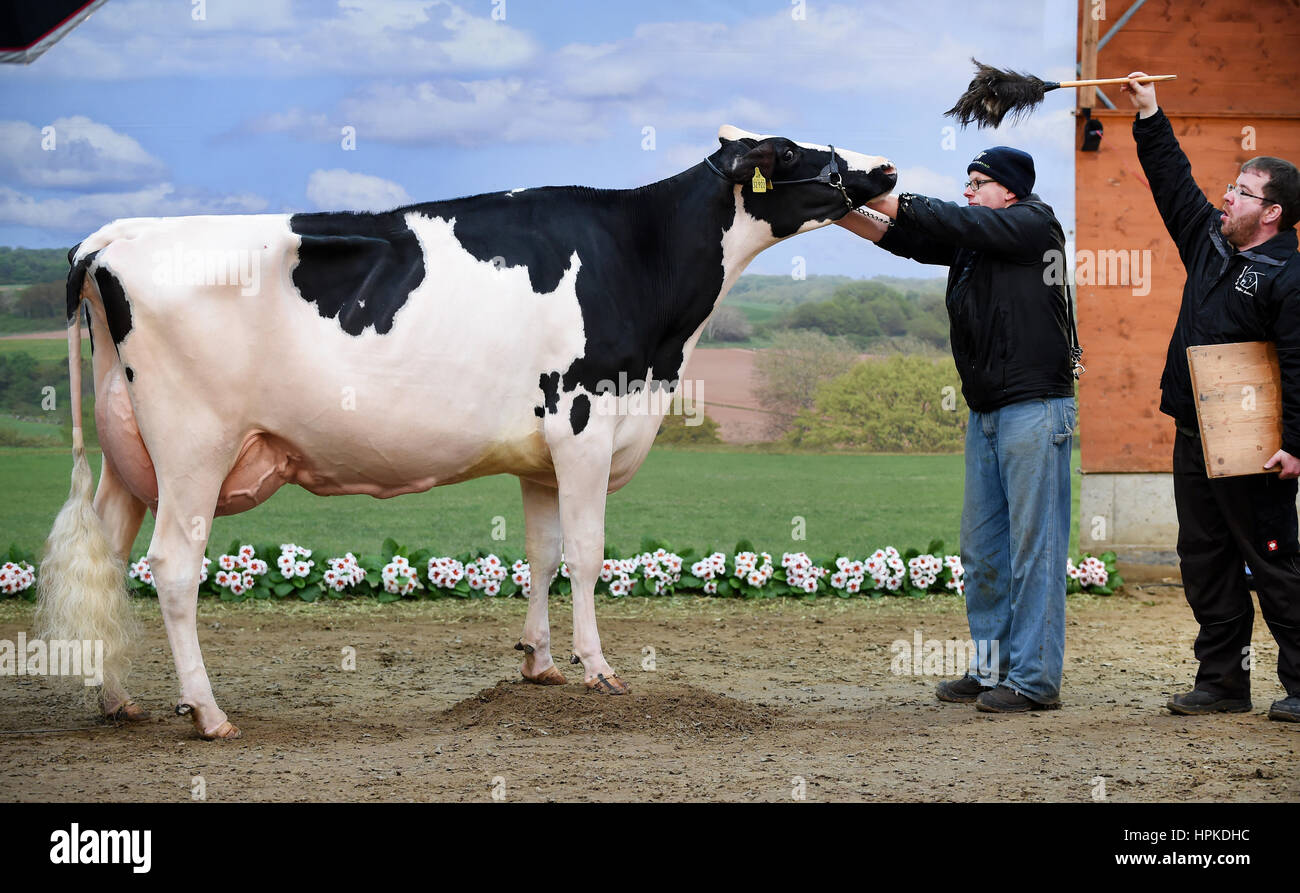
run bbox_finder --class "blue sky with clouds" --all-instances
[0,0,1079,278]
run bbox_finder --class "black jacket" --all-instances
[877,191,1073,412]
[1134,109,1300,456]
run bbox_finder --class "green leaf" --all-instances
[381,537,400,558]
[734,538,756,554]
[927,539,945,556]
[273,582,294,597]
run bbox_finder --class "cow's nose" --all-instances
[880,163,896,176]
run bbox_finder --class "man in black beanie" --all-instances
[837,147,1076,713]
[1124,73,1300,723]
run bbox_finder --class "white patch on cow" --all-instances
[506,188,527,196]
[716,123,890,175]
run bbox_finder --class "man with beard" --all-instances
[1124,73,1300,723]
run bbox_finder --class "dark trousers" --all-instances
[1174,428,1300,698]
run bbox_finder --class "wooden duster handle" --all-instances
[1057,74,1177,88]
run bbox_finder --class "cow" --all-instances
[36,125,895,739]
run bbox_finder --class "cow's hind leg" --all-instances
[93,456,149,721]
[547,421,628,694]
[148,471,240,740]
[516,478,565,684]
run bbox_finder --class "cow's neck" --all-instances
[647,164,781,351]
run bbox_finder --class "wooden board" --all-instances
[1187,341,1282,477]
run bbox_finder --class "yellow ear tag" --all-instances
[751,167,769,193]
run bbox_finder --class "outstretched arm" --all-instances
[836,197,958,267]
[1124,72,1218,256]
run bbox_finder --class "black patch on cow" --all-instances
[65,247,97,321]
[289,212,427,336]
[537,371,560,417]
[570,393,590,435]
[125,366,134,382]
[93,266,133,346]
[417,172,737,412]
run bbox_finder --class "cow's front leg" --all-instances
[546,408,627,694]
[517,477,565,684]
[148,475,240,740]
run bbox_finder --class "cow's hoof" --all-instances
[104,699,150,723]
[177,703,242,740]
[585,673,630,695]
[199,720,242,741]
[522,665,567,685]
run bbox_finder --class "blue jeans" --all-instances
[962,396,1075,703]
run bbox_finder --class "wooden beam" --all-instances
[1079,1,1100,109]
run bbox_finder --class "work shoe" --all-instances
[1166,689,1252,715]
[1267,696,1300,722]
[936,674,986,703]
[975,684,1060,713]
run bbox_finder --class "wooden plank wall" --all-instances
[1075,0,1300,472]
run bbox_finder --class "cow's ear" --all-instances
[721,142,776,183]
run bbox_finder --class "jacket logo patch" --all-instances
[1234,264,1261,296]
[1268,539,1279,553]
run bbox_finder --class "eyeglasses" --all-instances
[964,178,996,192]
[1226,183,1275,204]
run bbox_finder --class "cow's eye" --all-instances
[782,148,797,165]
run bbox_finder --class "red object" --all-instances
[1268,540,1279,552]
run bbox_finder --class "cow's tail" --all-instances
[35,248,137,706]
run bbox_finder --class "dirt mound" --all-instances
[439,679,784,738]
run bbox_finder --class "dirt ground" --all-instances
[0,578,1296,803]
[680,347,766,443]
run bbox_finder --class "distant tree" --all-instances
[703,306,753,342]
[0,247,71,285]
[13,281,63,319]
[786,355,967,452]
[752,330,858,439]
[655,402,722,444]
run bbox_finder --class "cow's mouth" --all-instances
[856,166,898,204]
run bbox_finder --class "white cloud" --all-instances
[24,0,539,79]
[895,165,963,200]
[238,2,995,151]
[988,106,1076,156]
[0,117,167,189]
[306,169,412,211]
[0,184,268,232]
[262,79,609,146]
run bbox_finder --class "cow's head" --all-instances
[710,125,896,237]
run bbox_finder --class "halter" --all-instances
[704,144,856,211]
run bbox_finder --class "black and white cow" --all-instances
[38,125,895,739]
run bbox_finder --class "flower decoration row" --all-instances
[0,541,1123,602]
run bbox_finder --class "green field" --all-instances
[0,334,87,362]
[0,445,1083,562]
